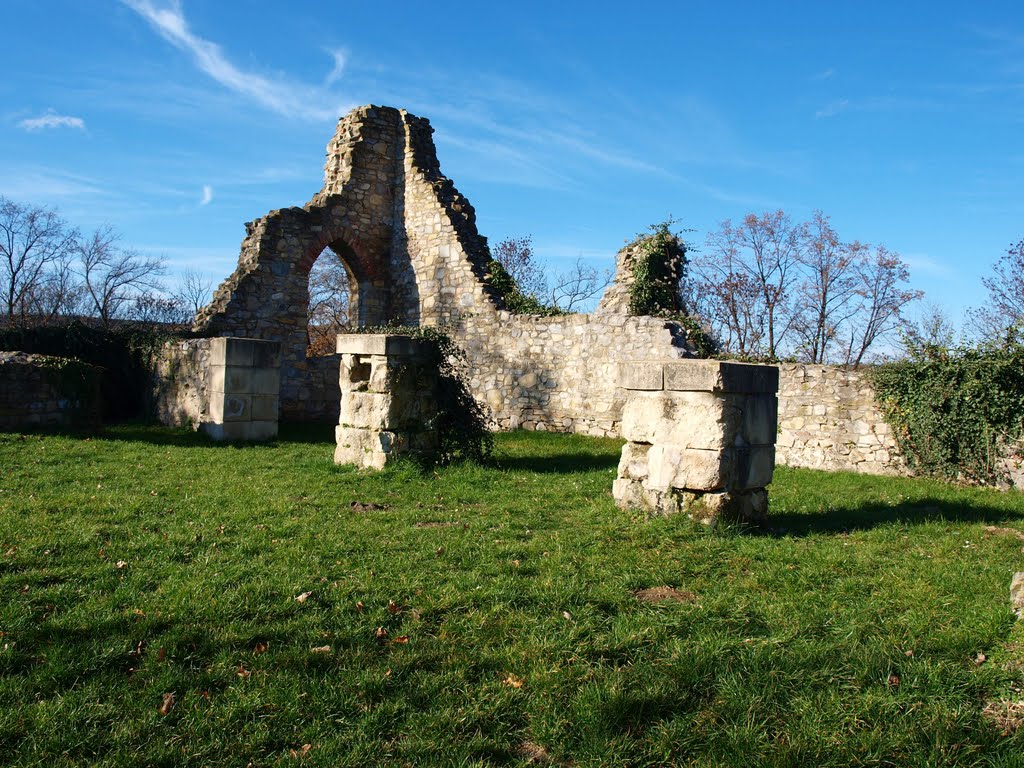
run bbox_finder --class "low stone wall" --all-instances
[456,311,690,437]
[0,352,101,429]
[776,364,905,475]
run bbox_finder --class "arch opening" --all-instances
[307,245,355,357]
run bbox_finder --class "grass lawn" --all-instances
[1,425,1024,767]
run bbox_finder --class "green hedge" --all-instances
[0,321,177,421]
[869,345,1024,483]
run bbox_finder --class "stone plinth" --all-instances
[613,359,779,523]
[334,334,439,469]
[201,337,281,441]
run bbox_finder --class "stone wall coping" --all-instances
[336,333,432,357]
[619,360,779,394]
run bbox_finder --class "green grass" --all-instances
[2,425,1024,767]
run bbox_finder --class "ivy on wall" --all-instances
[627,220,719,358]
[869,344,1024,483]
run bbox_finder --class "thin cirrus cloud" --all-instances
[199,184,213,206]
[815,98,850,119]
[18,111,86,131]
[120,0,351,122]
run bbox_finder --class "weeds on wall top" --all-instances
[354,323,494,465]
[869,341,1024,483]
[626,219,719,358]
[484,259,564,316]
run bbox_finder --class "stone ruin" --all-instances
[153,104,780,521]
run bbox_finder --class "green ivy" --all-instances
[627,220,688,317]
[354,324,494,465]
[484,259,564,316]
[869,344,1024,483]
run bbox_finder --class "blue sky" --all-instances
[3,1,1022,327]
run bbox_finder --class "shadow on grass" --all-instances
[495,452,619,474]
[2,421,338,449]
[765,498,1024,537]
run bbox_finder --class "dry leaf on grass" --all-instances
[294,591,313,603]
[158,692,175,716]
[289,743,312,759]
[504,673,525,689]
[391,636,409,644]
[374,627,388,641]
[310,645,331,654]
[388,599,401,615]
[517,741,553,765]
[975,652,988,665]
[253,641,269,656]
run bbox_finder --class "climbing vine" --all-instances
[627,220,689,317]
[484,259,564,316]
[869,342,1024,483]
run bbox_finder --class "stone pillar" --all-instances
[202,337,281,441]
[334,334,439,469]
[612,359,779,523]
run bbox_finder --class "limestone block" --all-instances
[618,361,664,391]
[735,445,775,490]
[339,391,392,429]
[1012,572,1024,617]
[617,441,651,481]
[252,368,281,395]
[646,444,729,492]
[336,334,424,357]
[621,391,741,450]
[219,366,253,395]
[677,488,768,524]
[202,420,278,442]
[251,395,279,421]
[210,394,251,423]
[664,360,778,394]
[742,394,779,446]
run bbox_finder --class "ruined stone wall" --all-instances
[0,352,101,429]
[459,312,689,436]
[189,104,692,429]
[776,364,905,475]
[152,338,214,428]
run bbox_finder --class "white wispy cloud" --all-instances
[121,0,351,122]
[815,98,850,119]
[324,48,347,87]
[199,184,213,205]
[18,111,86,131]
[812,68,836,81]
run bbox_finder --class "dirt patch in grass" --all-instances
[982,699,1024,735]
[350,501,389,513]
[517,741,554,764]
[633,586,697,604]
[983,525,1024,544]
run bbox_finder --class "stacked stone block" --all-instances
[334,334,439,469]
[613,360,779,523]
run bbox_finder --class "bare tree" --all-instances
[0,197,79,325]
[307,247,352,356]
[77,226,166,326]
[793,212,864,364]
[970,239,1024,343]
[902,302,957,357]
[548,257,611,312]
[697,210,803,358]
[491,235,547,301]
[175,268,214,318]
[843,245,922,367]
